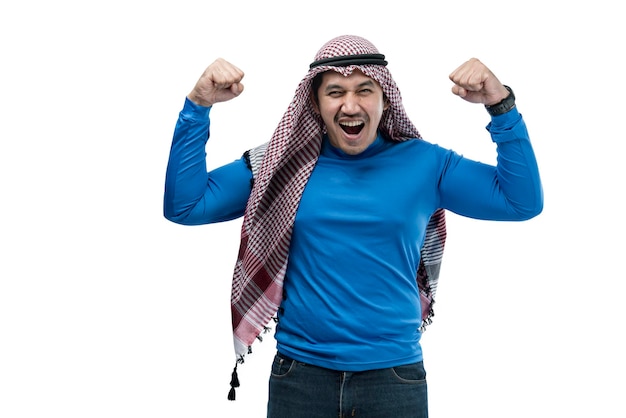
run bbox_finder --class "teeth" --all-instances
[340,121,363,127]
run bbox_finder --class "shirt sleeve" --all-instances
[438,108,544,221]
[163,98,253,225]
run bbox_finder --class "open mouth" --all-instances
[340,121,364,135]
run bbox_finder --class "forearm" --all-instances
[488,108,543,219]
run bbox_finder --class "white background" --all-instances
[1,1,624,417]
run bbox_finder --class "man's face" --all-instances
[313,70,389,155]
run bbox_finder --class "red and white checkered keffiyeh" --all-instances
[228,35,446,399]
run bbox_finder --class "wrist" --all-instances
[187,92,213,108]
[485,85,515,116]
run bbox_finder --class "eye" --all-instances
[327,90,344,97]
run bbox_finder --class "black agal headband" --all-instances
[309,53,388,69]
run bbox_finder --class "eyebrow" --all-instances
[323,80,377,92]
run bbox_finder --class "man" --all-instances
[164,35,543,417]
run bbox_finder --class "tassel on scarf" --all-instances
[256,325,272,343]
[227,363,240,401]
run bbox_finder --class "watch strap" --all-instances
[485,85,515,116]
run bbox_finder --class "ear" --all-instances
[383,98,391,111]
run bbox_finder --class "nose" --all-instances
[341,93,360,114]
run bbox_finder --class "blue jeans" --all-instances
[267,352,428,418]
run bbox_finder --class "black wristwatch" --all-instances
[485,85,515,116]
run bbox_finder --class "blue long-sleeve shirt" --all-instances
[164,98,543,371]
